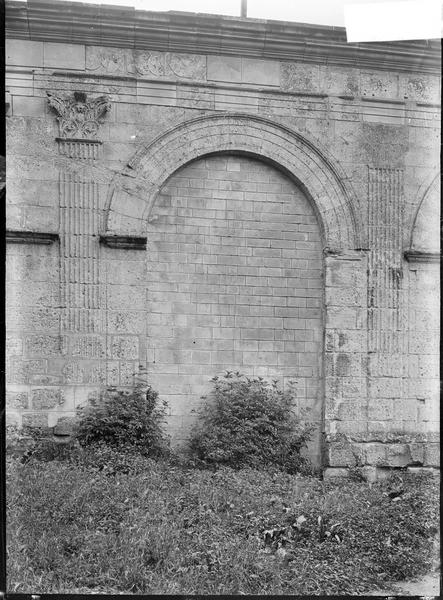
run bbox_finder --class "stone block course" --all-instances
[6,40,44,67]
[43,42,85,70]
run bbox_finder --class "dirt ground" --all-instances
[369,572,440,597]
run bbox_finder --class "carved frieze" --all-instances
[400,74,441,103]
[280,63,320,93]
[135,51,206,80]
[361,71,399,99]
[86,46,135,75]
[85,45,206,80]
[47,91,111,139]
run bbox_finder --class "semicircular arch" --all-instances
[105,113,361,251]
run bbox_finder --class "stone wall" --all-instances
[5,0,440,472]
[147,155,323,463]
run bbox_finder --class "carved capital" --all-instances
[46,91,110,139]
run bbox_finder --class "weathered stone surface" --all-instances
[43,42,85,70]
[424,444,440,467]
[328,443,359,467]
[25,336,65,357]
[280,62,320,93]
[6,412,21,427]
[22,413,49,428]
[6,337,23,356]
[6,392,29,409]
[110,336,139,360]
[385,444,412,467]
[242,59,279,86]
[323,467,350,479]
[6,40,44,67]
[8,359,48,384]
[70,336,106,359]
[361,123,409,166]
[364,443,387,464]
[400,74,441,102]
[361,71,399,98]
[5,6,440,470]
[367,398,394,421]
[207,56,241,83]
[86,46,135,75]
[53,416,77,436]
[9,308,59,332]
[135,50,206,80]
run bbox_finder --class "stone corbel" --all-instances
[6,230,59,245]
[99,234,147,250]
[6,90,11,116]
[404,250,440,263]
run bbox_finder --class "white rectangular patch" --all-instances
[344,0,441,42]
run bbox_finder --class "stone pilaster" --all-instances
[48,90,110,408]
[367,167,405,357]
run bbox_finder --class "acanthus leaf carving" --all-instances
[134,51,206,80]
[47,91,111,139]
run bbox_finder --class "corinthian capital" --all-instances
[47,91,111,139]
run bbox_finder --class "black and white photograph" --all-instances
[4,0,440,595]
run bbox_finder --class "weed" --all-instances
[6,457,439,595]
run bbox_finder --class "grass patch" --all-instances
[6,456,439,594]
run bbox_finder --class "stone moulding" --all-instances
[6,230,59,245]
[404,250,440,263]
[5,0,440,75]
[99,235,147,250]
[56,138,103,160]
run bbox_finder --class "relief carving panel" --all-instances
[135,51,206,80]
[361,72,399,99]
[86,46,207,80]
[86,46,136,75]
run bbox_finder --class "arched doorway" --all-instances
[104,113,362,470]
[146,153,324,466]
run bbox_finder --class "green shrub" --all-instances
[188,371,314,473]
[75,378,169,458]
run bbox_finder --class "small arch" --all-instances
[104,113,361,251]
[408,172,440,253]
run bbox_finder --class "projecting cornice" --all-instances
[5,0,441,75]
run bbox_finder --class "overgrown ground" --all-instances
[7,455,439,595]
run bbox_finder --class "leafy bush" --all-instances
[75,378,169,459]
[188,371,314,473]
